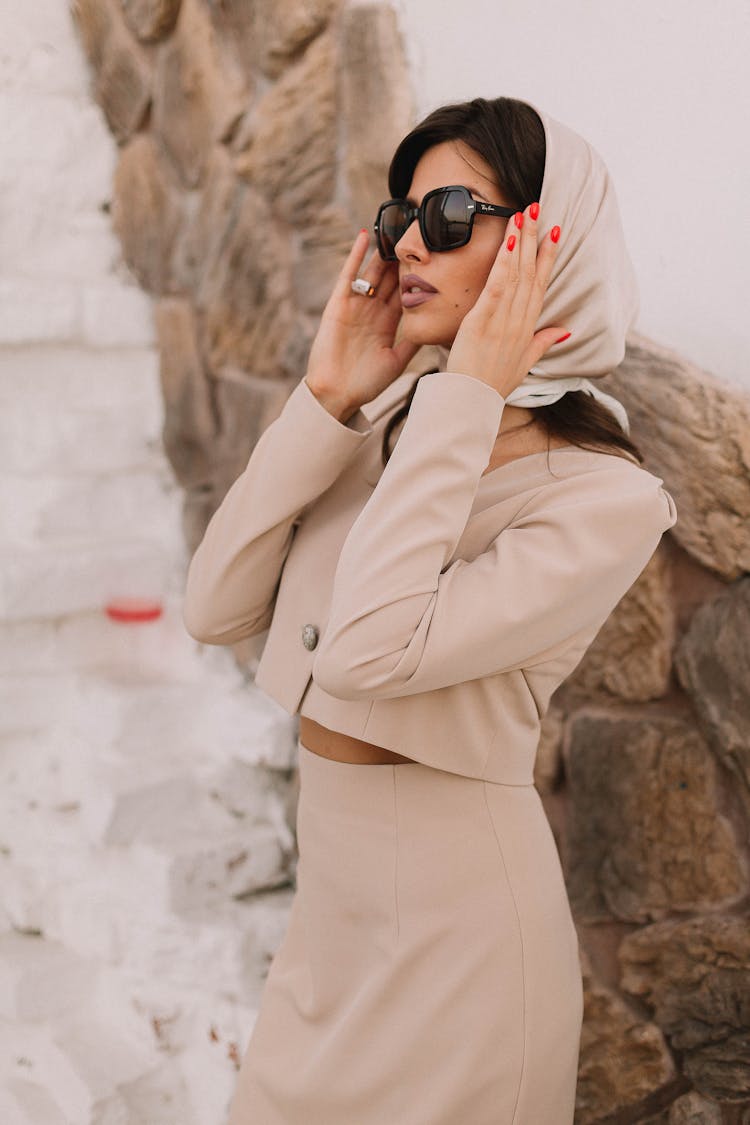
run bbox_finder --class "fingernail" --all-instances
[554,332,571,344]
[550,226,561,243]
[530,202,540,220]
[360,228,369,235]
[506,235,516,252]
[514,212,524,229]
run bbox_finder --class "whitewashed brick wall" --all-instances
[0,7,297,1122]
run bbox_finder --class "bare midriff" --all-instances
[298,716,415,764]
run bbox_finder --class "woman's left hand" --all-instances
[446,202,569,398]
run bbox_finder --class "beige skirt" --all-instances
[227,739,584,1125]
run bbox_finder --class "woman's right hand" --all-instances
[304,229,420,415]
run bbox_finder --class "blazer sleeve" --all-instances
[312,370,678,701]
[183,375,373,645]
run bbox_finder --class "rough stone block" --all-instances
[127,826,290,914]
[562,544,675,703]
[81,278,155,347]
[117,1058,195,1123]
[533,705,563,794]
[79,770,217,847]
[0,93,118,279]
[201,683,299,774]
[600,333,750,579]
[112,132,184,294]
[0,89,115,201]
[0,674,81,734]
[620,914,750,1103]
[0,278,79,344]
[0,388,162,476]
[235,32,336,222]
[155,298,217,488]
[152,0,247,188]
[0,599,199,681]
[36,1013,158,1124]
[0,468,181,552]
[0,933,93,1021]
[121,0,182,42]
[0,345,162,414]
[197,187,294,377]
[182,486,219,558]
[340,5,413,224]
[252,0,339,79]
[0,1079,68,1125]
[566,713,747,922]
[2,542,170,621]
[294,205,358,313]
[156,906,280,1004]
[107,673,296,775]
[207,371,277,501]
[2,5,91,98]
[178,1036,244,1125]
[71,0,152,143]
[43,871,132,963]
[0,858,48,934]
[575,959,676,1124]
[675,575,750,818]
[170,144,240,292]
[667,1091,724,1123]
[10,211,120,284]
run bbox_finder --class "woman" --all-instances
[183,96,677,1124]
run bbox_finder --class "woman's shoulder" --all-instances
[483,440,651,485]
[501,444,677,534]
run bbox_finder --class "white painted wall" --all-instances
[0,6,297,1121]
[392,0,750,392]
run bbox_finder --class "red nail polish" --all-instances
[550,226,561,243]
[506,235,516,252]
[554,332,571,344]
[514,212,524,229]
[530,202,540,220]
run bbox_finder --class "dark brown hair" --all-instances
[381,96,643,469]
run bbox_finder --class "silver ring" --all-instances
[351,277,376,298]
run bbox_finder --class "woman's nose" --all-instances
[395,217,427,262]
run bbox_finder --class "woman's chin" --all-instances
[400,313,457,350]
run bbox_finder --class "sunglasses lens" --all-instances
[423,188,471,250]
[377,202,410,259]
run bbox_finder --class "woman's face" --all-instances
[393,140,514,348]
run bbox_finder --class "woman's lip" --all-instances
[400,274,438,308]
[401,273,438,294]
[401,290,437,308]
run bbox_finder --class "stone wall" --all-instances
[71,0,412,560]
[553,342,750,1123]
[71,2,750,1122]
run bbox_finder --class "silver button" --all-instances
[301,624,319,651]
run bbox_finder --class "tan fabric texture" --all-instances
[519,98,640,384]
[433,101,640,427]
[183,368,676,783]
[226,739,584,1125]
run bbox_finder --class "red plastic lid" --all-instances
[105,598,163,623]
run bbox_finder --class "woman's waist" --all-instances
[299,716,415,764]
[296,682,540,782]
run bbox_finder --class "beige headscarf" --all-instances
[437,99,639,434]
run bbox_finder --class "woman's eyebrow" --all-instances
[464,184,492,202]
[406,184,494,205]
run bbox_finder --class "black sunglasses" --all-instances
[374,184,517,261]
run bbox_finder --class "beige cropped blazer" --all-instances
[183,369,677,784]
